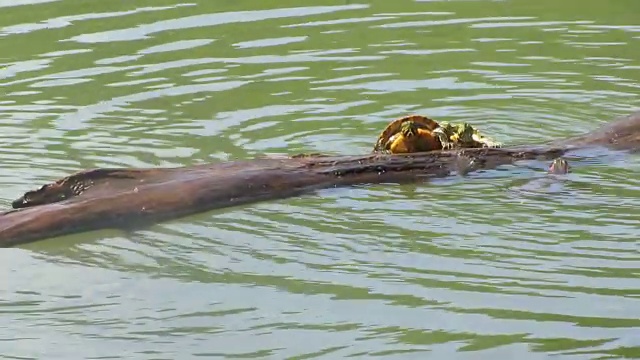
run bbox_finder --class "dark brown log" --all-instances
[2,111,640,247]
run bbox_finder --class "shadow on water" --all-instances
[1,0,639,359]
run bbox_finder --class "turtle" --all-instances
[547,157,570,174]
[373,115,502,154]
[373,115,441,154]
[433,122,475,150]
[505,157,572,199]
[470,126,503,149]
[434,122,503,150]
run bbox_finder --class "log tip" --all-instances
[11,196,28,209]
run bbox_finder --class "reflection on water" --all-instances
[1,0,639,359]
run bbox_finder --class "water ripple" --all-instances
[67,5,369,43]
[1,0,639,359]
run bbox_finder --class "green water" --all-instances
[1,0,639,358]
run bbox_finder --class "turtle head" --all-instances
[456,123,475,143]
[400,120,419,137]
[439,123,475,147]
[548,158,570,175]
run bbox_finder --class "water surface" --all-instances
[1,0,639,359]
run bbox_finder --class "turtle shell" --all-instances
[373,115,441,153]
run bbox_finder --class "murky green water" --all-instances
[1,0,639,358]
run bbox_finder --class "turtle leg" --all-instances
[433,128,455,150]
[471,128,502,148]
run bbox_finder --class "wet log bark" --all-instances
[1,111,640,247]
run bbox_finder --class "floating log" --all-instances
[1,111,640,247]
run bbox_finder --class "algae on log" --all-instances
[1,111,640,247]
